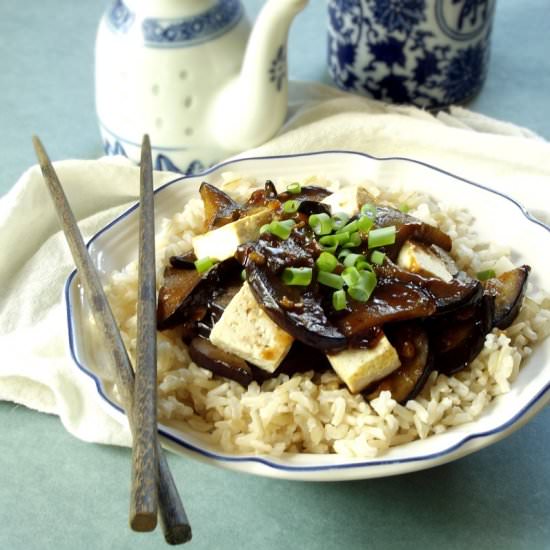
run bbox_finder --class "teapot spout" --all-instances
[210,0,308,153]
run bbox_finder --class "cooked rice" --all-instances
[104,175,550,458]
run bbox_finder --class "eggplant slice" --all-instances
[199,182,242,229]
[238,228,347,351]
[484,265,530,329]
[157,258,241,330]
[366,324,433,404]
[374,205,452,258]
[189,337,254,386]
[429,294,495,375]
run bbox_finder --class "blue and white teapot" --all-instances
[95,0,308,174]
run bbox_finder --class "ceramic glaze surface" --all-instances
[96,0,308,174]
[327,0,495,108]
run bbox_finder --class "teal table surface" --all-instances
[1,2,549,549]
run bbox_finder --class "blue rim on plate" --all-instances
[64,150,550,475]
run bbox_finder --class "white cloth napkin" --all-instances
[1,82,549,447]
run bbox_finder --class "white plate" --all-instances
[65,151,550,481]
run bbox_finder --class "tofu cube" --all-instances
[321,186,374,217]
[327,334,401,393]
[192,209,272,262]
[397,240,454,282]
[209,282,294,372]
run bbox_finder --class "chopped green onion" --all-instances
[361,204,377,218]
[342,231,362,249]
[309,213,333,235]
[399,203,410,213]
[240,269,247,281]
[194,256,218,274]
[477,269,496,281]
[331,212,350,231]
[336,219,358,234]
[370,250,386,265]
[283,199,299,213]
[338,249,351,260]
[332,289,347,311]
[357,215,374,233]
[342,266,360,287]
[359,270,377,295]
[287,182,301,194]
[318,241,337,253]
[282,267,312,286]
[317,271,344,289]
[368,225,396,248]
[343,253,364,268]
[356,260,373,272]
[348,286,369,302]
[316,251,338,272]
[260,223,271,234]
[269,219,295,240]
[319,232,350,251]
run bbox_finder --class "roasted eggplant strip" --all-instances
[157,258,241,330]
[373,205,452,258]
[169,251,197,269]
[199,182,242,229]
[366,324,433,404]
[484,265,530,329]
[375,260,482,315]
[430,294,495,375]
[157,267,202,329]
[239,228,347,351]
[189,337,254,386]
[334,281,436,337]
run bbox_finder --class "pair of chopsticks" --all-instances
[33,136,191,545]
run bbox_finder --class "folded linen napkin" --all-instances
[1,82,549,447]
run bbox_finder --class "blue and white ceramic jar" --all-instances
[327,0,496,109]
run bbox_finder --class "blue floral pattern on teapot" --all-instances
[327,0,495,108]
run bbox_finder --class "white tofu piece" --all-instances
[327,334,401,393]
[209,282,294,372]
[192,209,272,262]
[321,186,374,217]
[397,240,454,282]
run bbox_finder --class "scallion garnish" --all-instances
[309,213,333,235]
[356,260,373,272]
[342,266,360,287]
[336,219,358,234]
[337,249,351,260]
[368,225,396,248]
[269,219,295,240]
[357,215,374,233]
[348,286,369,302]
[283,199,299,213]
[370,250,386,265]
[331,212,350,231]
[319,232,350,251]
[399,203,410,213]
[317,271,344,289]
[332,289,347,311]
[260,223,271,234]
[240,269,247,281]
[343,253,364,268]
[359,270,377,295]
[477,269,496,281]
[282,266,312,286]
[287,182,301,194]
[316,251,338,272]
[194,256,218,274]
[342,231,362,248]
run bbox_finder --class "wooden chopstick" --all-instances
[130,134,159,531]
[32,136,192,545]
